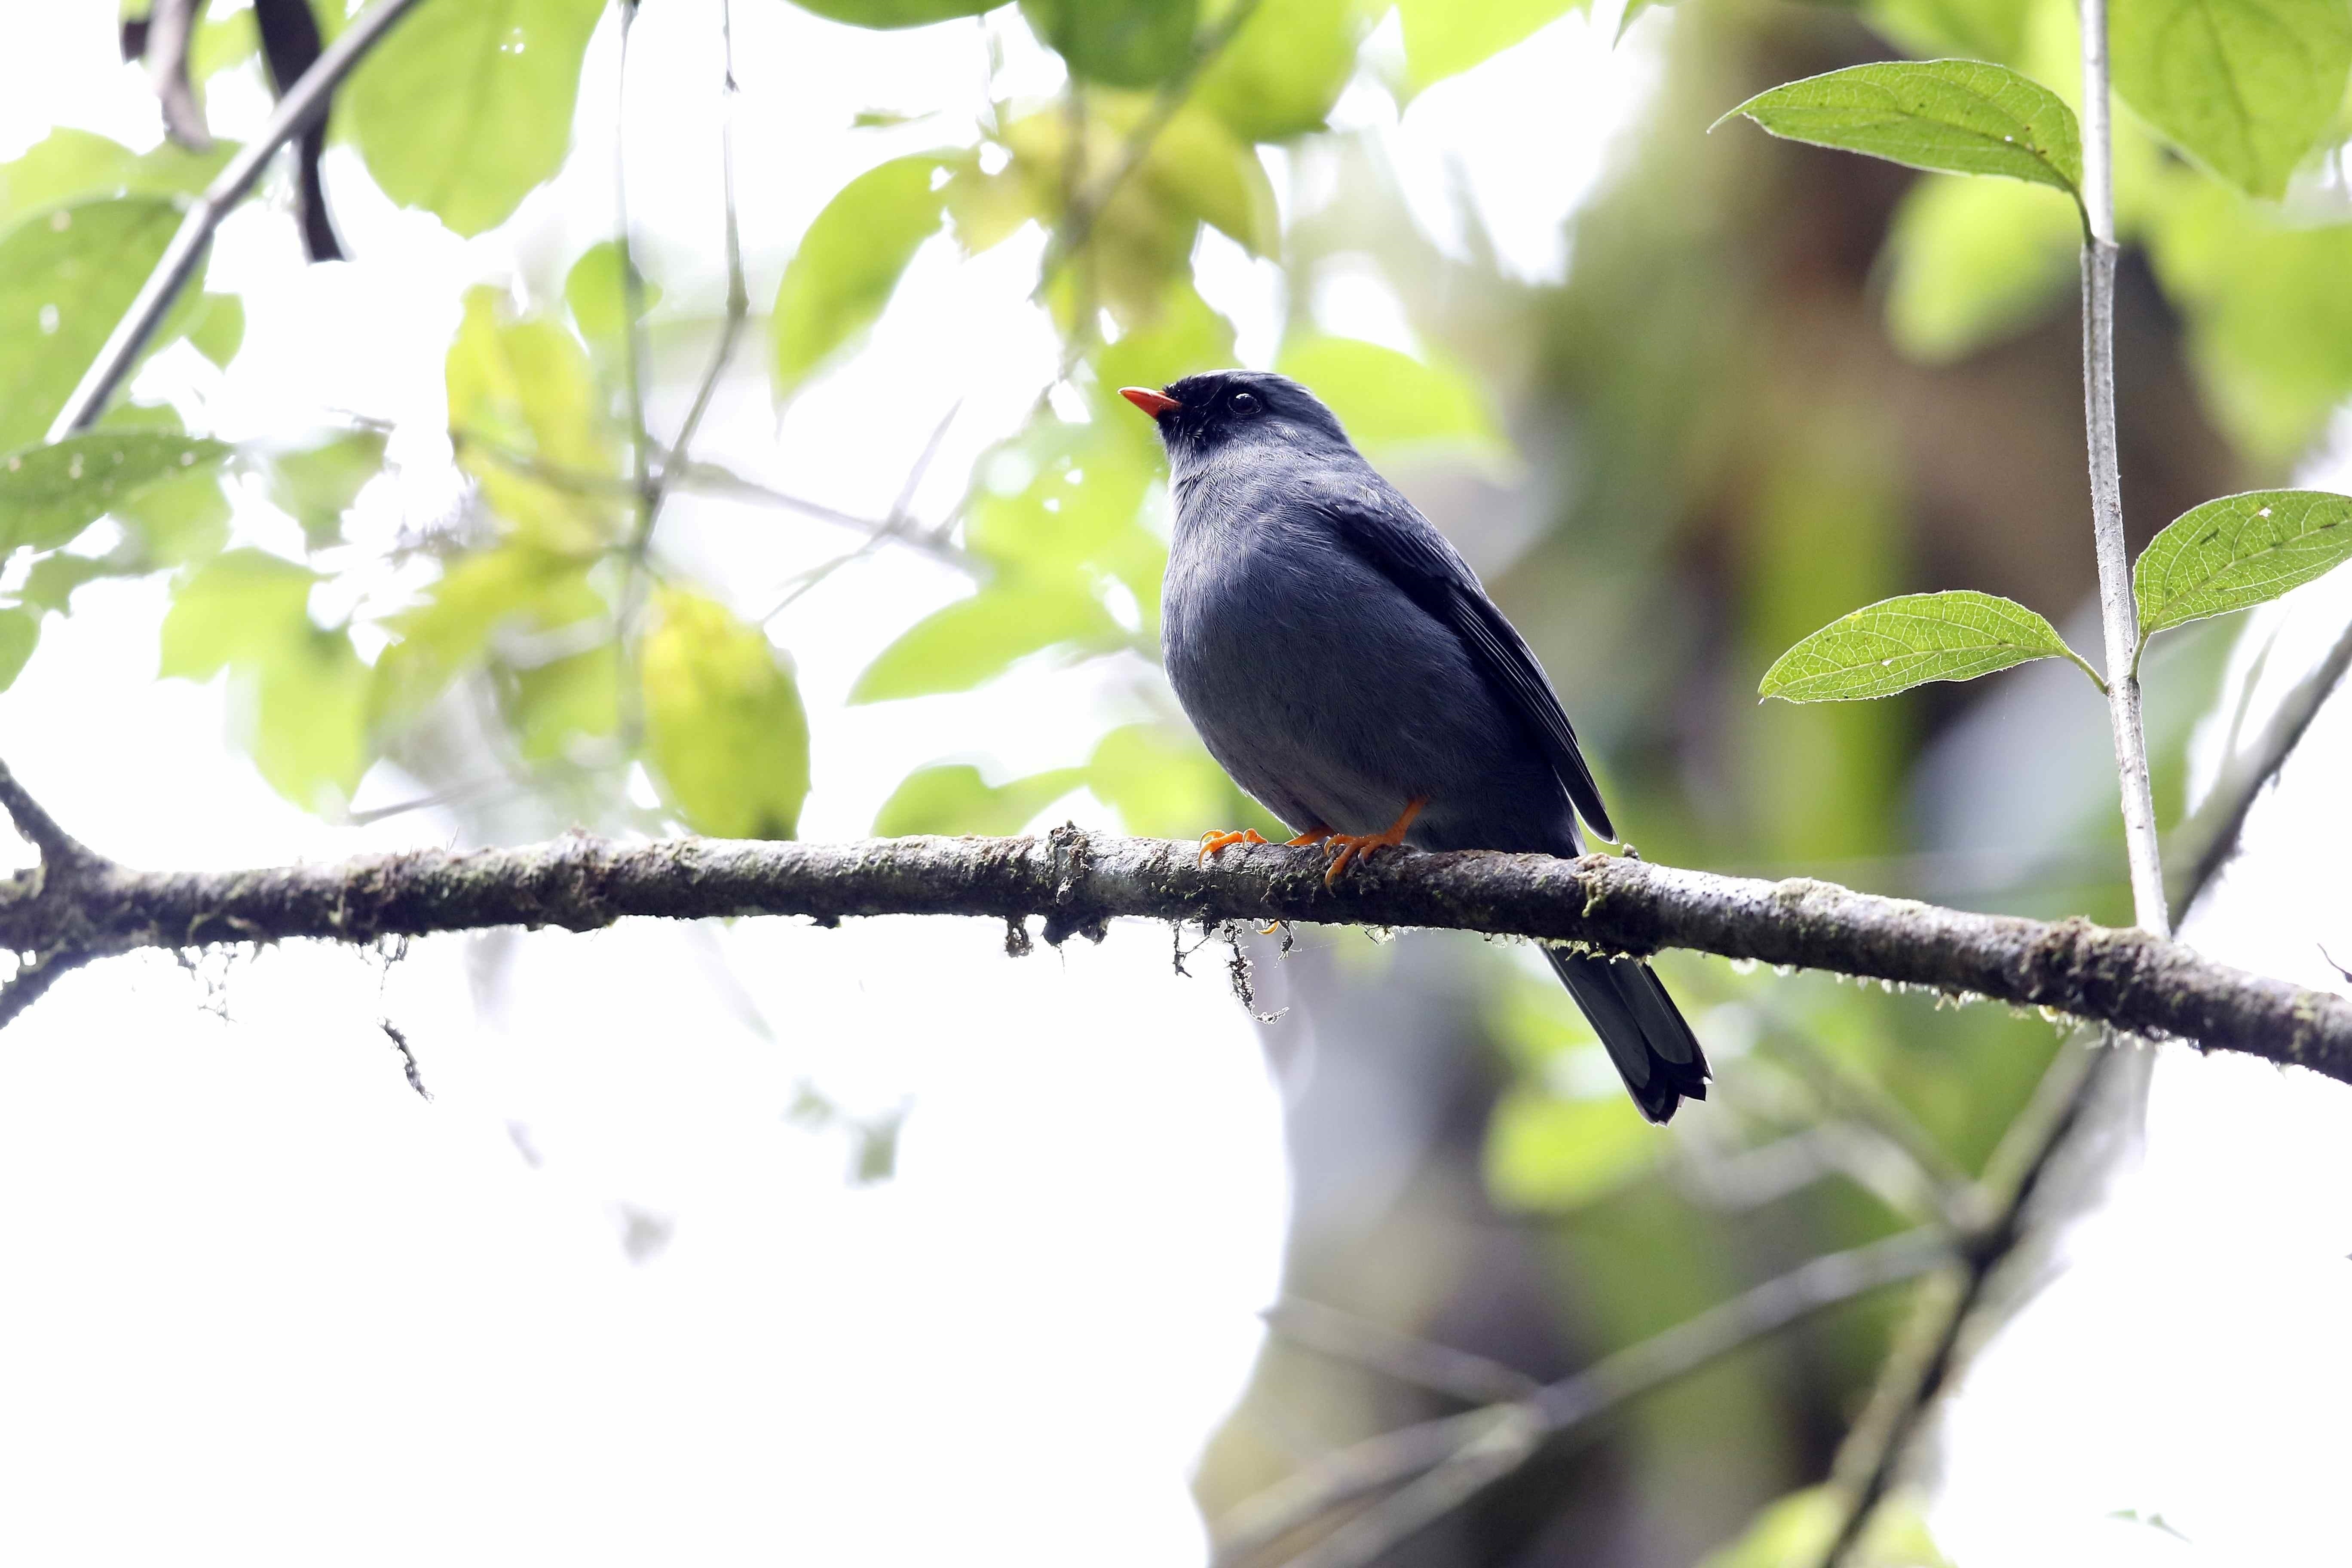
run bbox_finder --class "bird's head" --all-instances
[1118,371,1352,466]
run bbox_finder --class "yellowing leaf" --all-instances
[2113,0,2352,198]
[372,545,599,723]
[772,155,950,395]
[1720,60,2085,199]
[447,286,620,555]
[642,589,810,839]
[341,0,606,237]
[1759,590,2092,701]
[2133,490,2352,644]
[0,432,228,556]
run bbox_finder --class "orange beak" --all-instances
[1119,387,1181,418]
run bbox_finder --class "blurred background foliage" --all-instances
[9,0,2349,1559]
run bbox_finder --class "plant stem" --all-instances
[2077,0,2169,937]
[46,0,429,441]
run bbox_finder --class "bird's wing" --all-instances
[1308,476,1615,841]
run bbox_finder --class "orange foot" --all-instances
[1321,798,1427,886]
[1197,825,1334,866]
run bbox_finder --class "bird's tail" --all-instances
[1544,949,1710,1124]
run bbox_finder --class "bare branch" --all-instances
[1214,1231,1949,1568]
[0,815,2343,1073]
[0,758,101,871]
[47,0,430,439]
[1262,1297,1542,1407]
[2172,612,2352,915]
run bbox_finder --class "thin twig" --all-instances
[47,0,429,439]
[1213,1232,1949,1568]
[760,399,965,621]
[649,0,748,514]
[2171,612,2352,915]
[1262,1297,1542,1407]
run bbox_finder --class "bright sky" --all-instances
[0,3,1661,1562]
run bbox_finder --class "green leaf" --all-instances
[341,0,605,237]
[162,551,374,810]
[1719,60,2085,199]
[1699,1487,1953,1568]
[0,607,38,691]
[965,418,1157,576]
[1087,721,1276,839]
[372,545,599,723]
[1759,590,2091,701]
[1274,336,1512,467]
[1194,0,1364,140]
[1882,173,2079,363]
[160,548,318,680]
[1485,1087,1657,1210]
[1021,0,1200,88]
[2133,490,2352,643]
[1136,103,1281,258]
[2148,175,2352,458]
[251,628,372,810]
[20,554,118,614]
[263,429,389,551]
[787,0,999,25]
[771,155,950,395]
[507,643,620,763]
[1396,0,1581,95]
[2113,0,2352,198]
[0,128,231,233]
[1092,282,1239,408]
[0,196,184,452]
[851,578,1122,703]
[563,238,662,353]
[874,763,1088,836]
[1865,0,2035,65]
[185,291,245,368]
[0,432,229,556]
[641,588,810,839]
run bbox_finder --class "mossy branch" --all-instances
[0,759,2344,1076]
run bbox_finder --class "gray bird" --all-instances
[1123,370,1709,1122]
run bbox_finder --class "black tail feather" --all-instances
[1544,949,1709,1124]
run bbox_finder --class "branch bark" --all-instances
[1,764,2346,1074]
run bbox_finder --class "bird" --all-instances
[1121,370,1709,1123]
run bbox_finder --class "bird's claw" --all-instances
[1319,799,1428,886]
[1197,828,1268,865]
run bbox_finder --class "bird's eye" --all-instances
[1230,390,1259,415]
